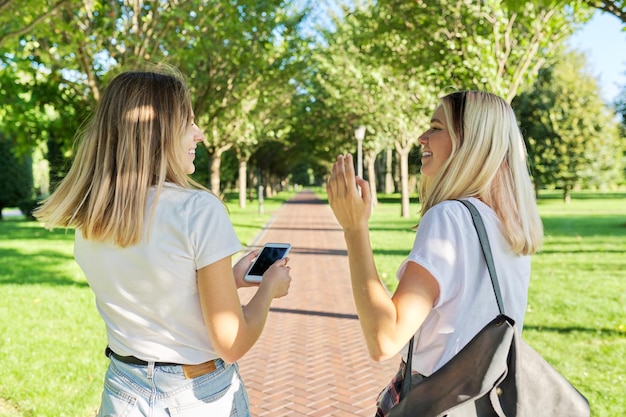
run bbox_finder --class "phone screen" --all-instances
[247,246,290,276]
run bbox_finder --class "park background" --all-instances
[1,0,625,416]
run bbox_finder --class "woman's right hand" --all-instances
[326,153,372,232]
[198,255,292,363]
[259,257,292,298]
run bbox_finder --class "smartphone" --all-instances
[243,243,291,283]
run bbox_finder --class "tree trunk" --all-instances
[365,150,378,207]
[563,183,572,204]
[385,147,394,194]
[238,159,247,208]
[397,147,411,218]
[209,149,224,195]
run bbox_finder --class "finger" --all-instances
[274,257,288,267]
[328,155,345,197]
[356,176,372,206]
[334,154,347,189]
[342,154,360,195]
[344,153,355,175]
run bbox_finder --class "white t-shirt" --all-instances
[397,198,530,376]
[74,183,242,364]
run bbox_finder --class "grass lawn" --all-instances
[0,189,624,416]
[331,190,626,416]
[0,191,293,417]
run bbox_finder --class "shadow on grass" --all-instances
[538,248,626,254]
[0,218,75,241]
[524,324,625,338]
[0,246,88,287]
[538,191,626,201]
[0,219,86,287]
[542,215,626,238]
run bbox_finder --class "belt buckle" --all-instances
[182,360,216,379]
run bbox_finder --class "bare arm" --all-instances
[197,256,291,363]
[326,154,439,360]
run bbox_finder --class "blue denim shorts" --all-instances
[97,356,250,417]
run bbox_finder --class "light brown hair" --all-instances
[35,67,204,247]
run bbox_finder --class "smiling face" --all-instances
[180,116,205,174]
[418,105,453,177]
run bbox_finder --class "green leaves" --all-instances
[0,0,622,197]
[514,48,623,197]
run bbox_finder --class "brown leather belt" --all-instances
[105,347,217,379]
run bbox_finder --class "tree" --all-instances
[0,0,69,47]
[302,3,436,217]
[514,49,624,201]
[582,0,625,23]
[612,84,626,182]
[1,0,180,171]
[369,0,592,103]
[0,135,34,220]
[301,0,589,217]
[1,0,308,195]
[508,1,626,24]
[616,89,626,123]
[168,1,307,195]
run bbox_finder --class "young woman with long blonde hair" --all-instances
[35,68,292,416]
[327,90,543,416]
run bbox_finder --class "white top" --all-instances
[397,198,530,376]
[74,184,242,364]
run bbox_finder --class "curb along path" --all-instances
[237,190,399,416]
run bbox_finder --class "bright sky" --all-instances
[569,11,626,104]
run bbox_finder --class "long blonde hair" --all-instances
[418,91,543,255]
[35,68,202,247]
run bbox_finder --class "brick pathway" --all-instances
[237,190,399,416]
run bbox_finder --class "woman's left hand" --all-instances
[326,153,372,232]
[233,250,259,288]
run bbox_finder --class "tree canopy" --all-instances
[0,0,624,214]
[515,48,623,201]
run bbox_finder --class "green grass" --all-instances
[317,189,626,416]
[1,189,625,416]
[525,192,625,416]
[0,191,293,417]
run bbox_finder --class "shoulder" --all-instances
[421,199,470,225]
[418,198,499,244]
[159,184,224,210]
[423,198,493,225]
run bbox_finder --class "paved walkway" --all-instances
[237,190,399,416]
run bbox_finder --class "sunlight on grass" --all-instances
[0,191,293,417]
[0,189,624,416]
[327,190,626,416]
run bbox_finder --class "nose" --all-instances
[194,126,205,143]
[418,131,429,145]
